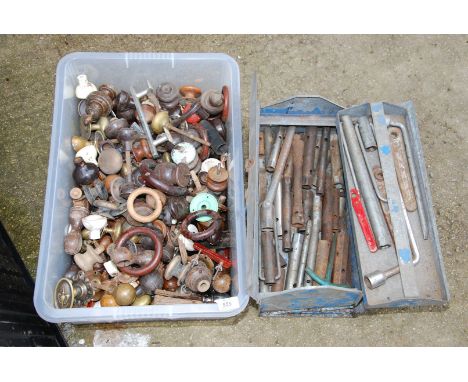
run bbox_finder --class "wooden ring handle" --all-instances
[115,227,163,276]
[127,187,162,223]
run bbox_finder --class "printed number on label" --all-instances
[216,297,240,312]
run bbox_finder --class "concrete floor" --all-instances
[0,35,466,346]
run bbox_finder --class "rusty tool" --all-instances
[266,127,285,172]
[330,131,344,189]
[315,127,330,195]
[260,126,296,284]
[373,165,394,237]
[389,127,417,211]
[281,156,293,252]
[304,193,322,285]
[302,126,318,189]
[386,119,428,240]
[291,134,305,229]
[341,115,391,250]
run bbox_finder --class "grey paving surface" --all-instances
[0,35,466,346]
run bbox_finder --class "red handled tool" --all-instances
[350,188,377,252]
[193,242,232,268]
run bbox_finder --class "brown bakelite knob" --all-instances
[84,91,113,125]
[156,82,178,106]
[105,118,128,139]
[206,165,228,192]
[135,103,156,124]
[200,89,224,115]
[132,139,153,162]
[99,84,118,100]
[151,162,191,188]
[73,157,99,186]
[213,271,231,294]
[98,147,123,175]
[180,85,202,99]
[163,277,178,292]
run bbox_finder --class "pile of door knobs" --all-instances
[55,75,233,308]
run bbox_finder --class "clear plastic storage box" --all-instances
[33,52,248,323]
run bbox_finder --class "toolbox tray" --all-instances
[246,75,449,316]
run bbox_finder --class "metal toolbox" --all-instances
[246,75,449,316]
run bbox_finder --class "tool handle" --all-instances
[350,188,377,252]
[193,242,232,269]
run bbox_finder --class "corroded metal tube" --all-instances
[321,164,334,242]
[304,193,322,285]
[314,239,331,281]
[291,134,305,229]
[281,156,293,252]
[332,230,350,285]
[330,132,344,189]
[357,116,377,151]
[266,127,285,172]
[302,126,318,189]
[297,219,312,287]
[260,230,278,284]
[285,232,304,290]
[315,127,330,195]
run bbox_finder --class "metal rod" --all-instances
[330,132,344,189]
[291,134,305,229]
[130,87,159,159]
[260,230,279,284]
[386,120,428,239]
[297,219,312,287]
[266,127,285,172]
[281,156,293,252]
[304,193,321,285]
[271,267,286,292]
[341,115,392,249]
[285,231,304,290]
[302,126,318,189]
[354,122,387,203]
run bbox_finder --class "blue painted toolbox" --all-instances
[246,75,449,316]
